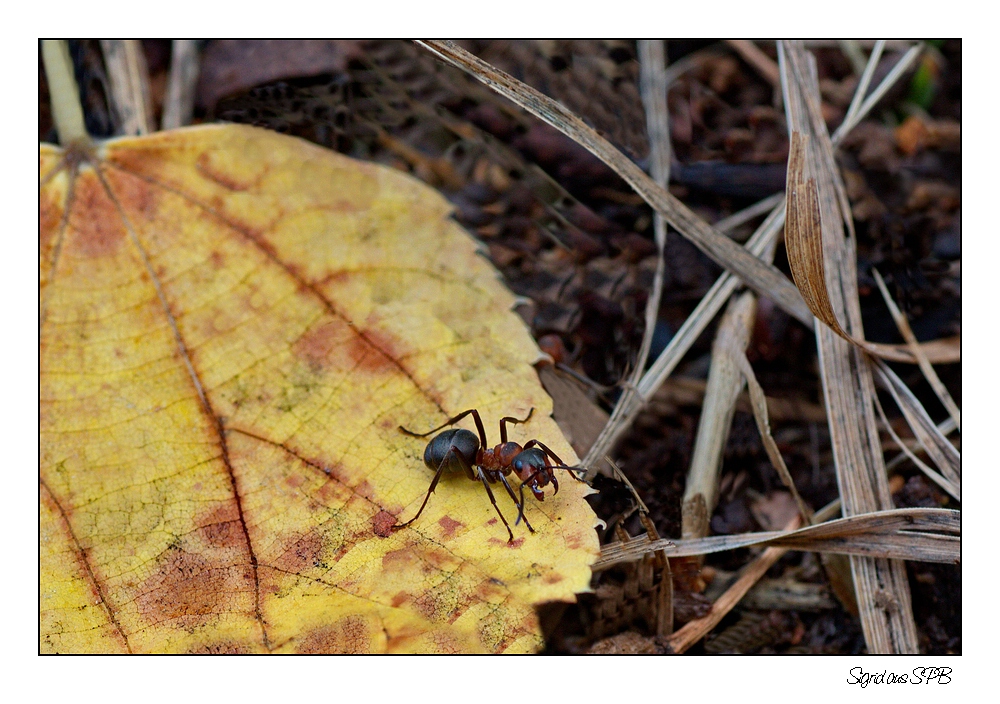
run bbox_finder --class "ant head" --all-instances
[424,428,480,473]
[511,447,548,481]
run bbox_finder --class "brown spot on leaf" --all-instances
[328,522,374,563]
[313,460,354,501]
[344,333,397,376]
[103,164,159,219]
[39,188,64,267]
[292,321,344,371]
[475,578,507,603]
[296,615,372,653]
[209,250,225,269]
[284,473,305,488]
[67,175,127,258]
[372,510,397,538]
[134,547,253,627]
[382,545,423,573]
[188,640,254,654]
[103,141,172,179]
[273,530,324,572]
[391,591,410,608]
[544,573,564,584]
[438,515,464,539]
[196,504,243,549]
[428,630,464,654]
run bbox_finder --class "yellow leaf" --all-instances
[40,125,599,653]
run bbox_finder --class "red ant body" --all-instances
[393,408,586,542]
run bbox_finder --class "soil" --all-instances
[41,39,960,654]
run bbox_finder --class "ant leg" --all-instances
[498,473,534,532]
[517,468,545,519]
[400,409,488,449]
[393,454,450,530]
[476,468,515,543]
[498,407,534,444]
[521,439,564,466]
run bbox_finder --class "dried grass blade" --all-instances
[782,40,918,653]
[417,40,814,327]
[875,362,961,487]
[161,40,201,130]
[885,417,957,471]
[842,40,885,128]
[831,42,924,144]
[594,507,959,570]
[872,269,960,430]
[725,40,781,88]
[100,40,154,136]
[732,351,814,524]
[869,337,960,364]
[873,391,959,499]
[682,292,757,539]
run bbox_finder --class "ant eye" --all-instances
[513,459,523,471]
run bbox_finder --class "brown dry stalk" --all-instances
[100,40,154,136]
[875,362,961,489]
[682,291,757,540]
[782,40,918,653]
[872,392,958,499]
[595,506,959,570]
[786,134,958,369]
[732,351,814,525]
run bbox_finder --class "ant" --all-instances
[393,408,587,543]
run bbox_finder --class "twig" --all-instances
[872,269,960,430]
[100,40,154,136]
[885,417,957,471]
[161,40,201,130]
[682,292,756,540]
[842,40,885,127]
[782,40,919,654]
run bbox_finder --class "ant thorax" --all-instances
[478,442,523,473]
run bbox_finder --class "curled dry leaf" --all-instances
[39,124,599,653]
[784,132,960,366]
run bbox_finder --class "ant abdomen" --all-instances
[424,428,479,473]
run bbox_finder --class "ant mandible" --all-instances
[393,408,587,543]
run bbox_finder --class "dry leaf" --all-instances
[39,124,599,653]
